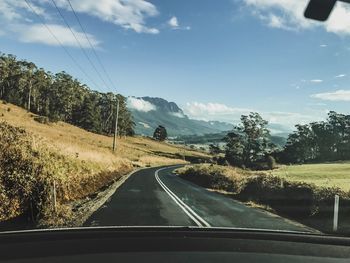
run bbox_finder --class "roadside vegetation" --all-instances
[0,121,131,227]
[176,164,350,234]
[178,111,350,234]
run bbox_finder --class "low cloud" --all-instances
[183,101,324,130]
[311,90,350,101]
[170,112,186,118]
[127,97,156,112]
[183,102,252,122]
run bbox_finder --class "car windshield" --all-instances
[0,0,350,236]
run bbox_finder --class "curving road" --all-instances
[85,166,315,232]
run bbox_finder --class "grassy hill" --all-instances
[0,101,210,226]
[0,100,209,167]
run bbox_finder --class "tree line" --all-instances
[0,53,134,136]
[221,111,350,169]
[279,111,350,164]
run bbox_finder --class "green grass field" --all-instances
[272,162,350,192]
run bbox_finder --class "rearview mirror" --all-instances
[304,0,337,21]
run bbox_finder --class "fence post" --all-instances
[333,194,339,232]
[52,180,57,213]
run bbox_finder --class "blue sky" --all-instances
[1,0,350,130]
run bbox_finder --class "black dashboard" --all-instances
[0,227,350,262]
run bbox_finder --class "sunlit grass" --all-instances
[272,162,350,191]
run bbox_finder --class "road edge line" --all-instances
[155,167,211,228]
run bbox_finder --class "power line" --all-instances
[24,0,99,88]
[50,0,110,89]
[62,0,121,151]
[66,0,117,89]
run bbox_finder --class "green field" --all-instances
[272,162,350,192]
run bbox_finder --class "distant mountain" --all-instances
[128,97,233,136]
[128,96,292,139]
[267,123,292,137]
[175,131,287,148]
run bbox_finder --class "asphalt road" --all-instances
[85,166,315,232]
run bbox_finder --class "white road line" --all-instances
[155,167,211,228]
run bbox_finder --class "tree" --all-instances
[20,61,36,111]
[73,93,102,133]
[209,143,222,155]
[224,131,245,166]
[225,112,274,168]
[153,125,167,141]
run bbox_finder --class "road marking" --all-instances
[155,167,211,228]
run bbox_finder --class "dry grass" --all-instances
[0,101,209,171]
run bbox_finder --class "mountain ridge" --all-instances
[128,96,233,136]
[128,96,291,138]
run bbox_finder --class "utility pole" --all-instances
[28,78,32,112]
[112,97,120,152]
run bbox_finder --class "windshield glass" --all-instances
[0,0,349,236]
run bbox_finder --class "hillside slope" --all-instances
[0,101,209,168]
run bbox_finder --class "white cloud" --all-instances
[0,0,46,21]
[16,23,100,48]
[183,102,252,122]
[166,15,190,31]
[168,16,179,28]
[310,79,323,83]
[335,74,346,78]
[262,111,323,129]
[127,97,156,112]
[267,14,287,29]
[183,101,324,130]
[0,0,101,47]
[311,90,350,101]
[320,44,327,48]
[170,112,186,118]
[54,0,159,34]
[138,121,151,129]
[242,0,350,36]
[0,0,159,48]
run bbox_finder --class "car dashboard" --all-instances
[0,227,350,262]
